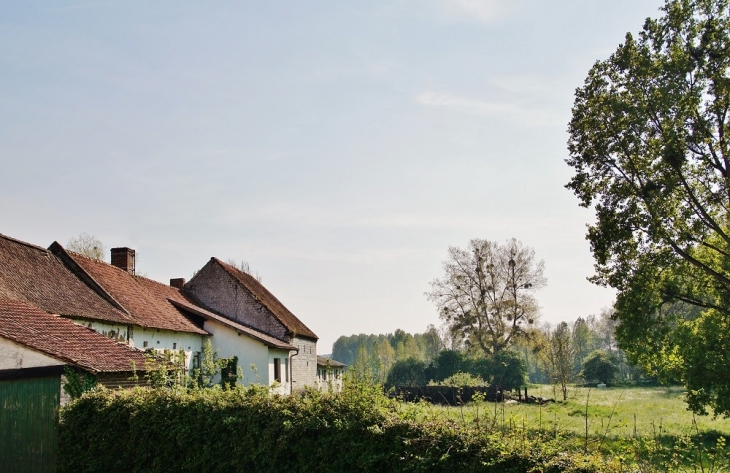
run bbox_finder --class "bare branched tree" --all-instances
[427,238,546,355]
[225,259,262,282]
[66,233,105,261]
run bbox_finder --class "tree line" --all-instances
[331,308,647,399]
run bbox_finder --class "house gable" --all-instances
[185,259,291,340]
[185,258,318,342]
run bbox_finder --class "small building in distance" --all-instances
[316,355,346,392]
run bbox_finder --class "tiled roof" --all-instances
[0,234,131,324]
[0,298,148,373]
[58,248,208,335]
[213,258,318,340]
[317,355,346,368]
[167,298,295,350]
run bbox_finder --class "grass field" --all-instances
[416,385,730,438]
[406,384,730,469]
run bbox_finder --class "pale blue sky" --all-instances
[1,0,664,352]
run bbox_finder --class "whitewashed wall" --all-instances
[0,337,64,369]
[203,319,270,387]
[132,327,203,372]
[268,349,292,396]
[70,319,130,344]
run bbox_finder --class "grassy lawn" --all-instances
[398,385,730,470]
[409,385,730,449]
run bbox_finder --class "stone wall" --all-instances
[290,336,317,390]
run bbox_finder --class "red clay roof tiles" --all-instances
[0,234,132,324]
[62,250,208,335]
[0,298,148,373]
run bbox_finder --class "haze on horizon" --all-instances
[0,0,665,351]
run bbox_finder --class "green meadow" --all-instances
[406,385,730,470]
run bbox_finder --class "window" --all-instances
[143,341,148,348]
[173,343,177,349]
[274,358,281,383]
[284,358,289,382]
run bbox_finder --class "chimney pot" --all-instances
[110,247,136,274]
[170,278,186,289]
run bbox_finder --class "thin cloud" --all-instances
[439,0,509,23]
[416,90,561,126]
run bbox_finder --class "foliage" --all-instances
[469,350,527,390]
[66,232,105,261]
[59,382,622,473]
[144,349,187,389]
[581,350,619,385]
[435,371,487,387]
[566,0,730,416]
[385,358,426,387]
[62,366,98,400]
[427,238,546,354]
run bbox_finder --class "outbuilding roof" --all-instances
[317,355,346,368]
[0,298,148,373]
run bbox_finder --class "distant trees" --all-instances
[332,326,445,368]
[538,322,576,400]
[66,233,105,261]
[427,239,546,355]
[331,309,643,393]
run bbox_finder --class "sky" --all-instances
[0,0,666,353]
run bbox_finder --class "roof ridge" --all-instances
[49,242,133,318]
[0,233,52,254]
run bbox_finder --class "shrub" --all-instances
[58,382,609,473]
[432,371,487,387]
[581,350,619,384]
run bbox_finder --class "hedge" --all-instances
[58,383,610,473]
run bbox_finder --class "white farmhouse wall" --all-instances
[71,319,130,344]
[268,349,292,396]
[316,367,344,393]
[132,327,203,372]
[0,337,64,370]
[203,320,270,386]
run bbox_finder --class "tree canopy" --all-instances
[427,238,546,355]
[66,233,105,261]
[567,0,730,415]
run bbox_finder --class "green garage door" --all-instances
[0,372,61,473]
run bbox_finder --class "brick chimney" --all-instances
[170,278,186,289]
[111,247,136,274]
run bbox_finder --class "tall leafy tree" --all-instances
[567,0,730,414]
[538,322,576,401]
[427,238,546,354]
